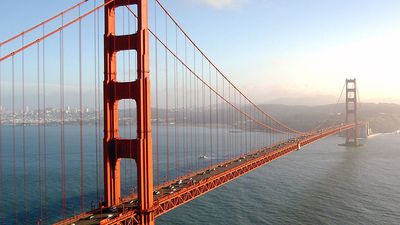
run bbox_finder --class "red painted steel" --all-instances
[103,0,154,224]
[345,79,358,145]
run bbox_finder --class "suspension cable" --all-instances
[0,0,115,62]
[0,0,89,47]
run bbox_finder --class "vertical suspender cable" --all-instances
[37,42,43,222]
[232,87,234,156]
[93,0,99,203]
[60,14,66,218]
[253,109,255,149]
[239,93,242,155]
[236,89,238,153]
[209,62,212,166]
[237,93,240,154]
[22,35,27,223]
[201,55,205,167]
[260,112,262,147]
[258,109,260,148]
[232,85,234,156]
[165,13,170,181]
[236,90,239,156]
[196,62,200,169]
[263,113,265,147]
[243,97,246,152]
[0,47,4,223]
[261,112,264,147]
[245,98,248,153]
[12,55,17,223]
[261,112,263,147]
[250,103,253,151]
[78,5,85,212]
[264,112,267,147]
[0,46,2,225]
[231,85,233,156]
[174,25,179,177]
[243,96,246,154]
[195,48,199,169]
[181,56,184,172]
[215,70,219,162]
[42,24,48,222]
[253,109,255,148]
[228,82,231,159]
[271,120,274,145]
[192,70,195,169]
[254,106,256,149]
[269,118,272,146]
[189,66,193,171]
[184,37,188,171]
[222,78,226,158]
[237,89,239,155]
[267,113,269,147]
[196,72,199,169]
[263,113,266,147]
[194,47,198,169]
[239,95,242,154]
[250,101,252,149]
[233,87,236,156]
[274,121,277,144]
[97,3,102,202]
[60,14,64,217]
[182,43,186,172]
[221,78,224,158]
[243,95,246,154]
[154,2,160,185]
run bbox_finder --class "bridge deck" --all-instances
[57,124,355,225]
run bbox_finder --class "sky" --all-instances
[1,0,400,106]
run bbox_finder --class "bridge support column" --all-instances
[104,0,154,224]
[345,78,358,146]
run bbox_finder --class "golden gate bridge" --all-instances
[0,0,365,224]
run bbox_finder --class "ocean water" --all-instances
[0,125,399,224]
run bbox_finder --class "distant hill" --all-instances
[258,103,400,133]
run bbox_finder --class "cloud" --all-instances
[190,0,248,9]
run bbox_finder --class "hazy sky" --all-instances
[1,0,400,105]
[166,0,400,104]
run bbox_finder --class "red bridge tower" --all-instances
[103,0,154,224]
[345,78,358,146]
